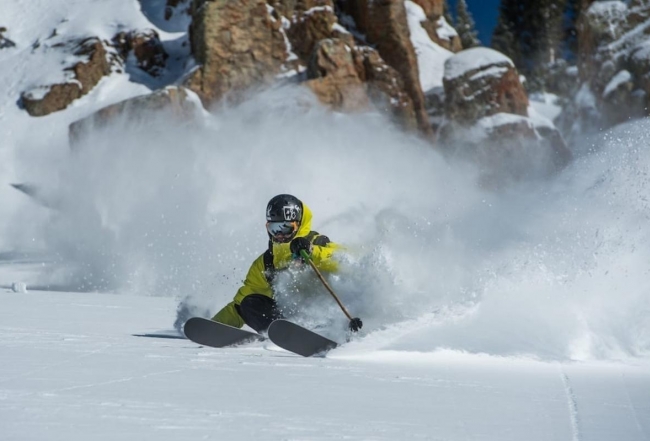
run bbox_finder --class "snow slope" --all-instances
[1,289,649,441]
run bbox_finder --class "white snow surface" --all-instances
[404,0,453,93]
[445,47,514,81]
[1,289,649,440]
[529,92,563,123]
[2,0,650,439]
[436,16,458,42]
[603,70,632,97]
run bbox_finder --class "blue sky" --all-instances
[449,0,500,45]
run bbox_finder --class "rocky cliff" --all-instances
[15,0,575,177]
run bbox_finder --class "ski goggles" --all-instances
[266,220,299,242]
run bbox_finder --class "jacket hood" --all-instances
[296,203,313,237]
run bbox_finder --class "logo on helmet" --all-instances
[283,205,300,221]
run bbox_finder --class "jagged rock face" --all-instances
[575,0,650,128]
[303,38,417,128]
[443,48,528,123]
[183,0,419,130]
[268,0,332,18]
[411,0,461,52]
[69,87,199,145]
[305,39,370,112]
[354,46,418,131]
[113,30,169,77]
[341,0,432,136]
[186,0,288,106]
[21,38,113,117]
[284,5,354,62]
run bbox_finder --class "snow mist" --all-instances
[10,86,650,361]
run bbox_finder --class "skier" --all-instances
[211,194,362,333]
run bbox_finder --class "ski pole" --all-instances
[300,250,362,331]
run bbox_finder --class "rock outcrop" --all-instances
[303,39,417,129]
[21,37,114,117]
[0,27,16,49]
[185,0,288,106]
[184,0,420,130]
[113,30,169,77]
[443,48,528,123]
[569,0,650,130]
[69,86,200,145]
[341,0,433,136]
[305,39,370,112]
[439,48,571,180]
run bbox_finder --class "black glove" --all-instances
[349,317,363,332]
[290,237,312,257]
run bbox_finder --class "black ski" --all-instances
[183,317,263,348]
[267,319,338,357]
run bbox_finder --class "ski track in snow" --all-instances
[559,364,582,441]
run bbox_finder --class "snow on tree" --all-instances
[456,0,480,49]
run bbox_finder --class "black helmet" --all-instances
[266,194,303,243]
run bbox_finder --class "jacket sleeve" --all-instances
[310,242,339,273]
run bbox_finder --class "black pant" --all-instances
[235,294,283,333]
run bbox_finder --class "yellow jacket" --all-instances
[212,203,339,328]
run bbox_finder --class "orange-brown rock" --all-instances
[440,48,570,178]
[353,46,417,131]
[443,48,528,123]
[305,39,369,112]
[304,38,417,129]
[186,0,288,106]
[21,38,112,117]
[285,5,354,62]
[341,0,433,136]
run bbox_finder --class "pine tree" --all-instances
[530,0,567,66]
[492,0,521,66]
[492,0,569,89]
[456,0,481,48]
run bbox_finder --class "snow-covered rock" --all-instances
[20,37,116,117]
[571,0,650,131]
[443,47,527,123]
[68,86,202,146]
[405,0,454,94]
[440,48,571,180]
[409,0,461,53]
[113,29,169,78]
[11,282,27,293]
